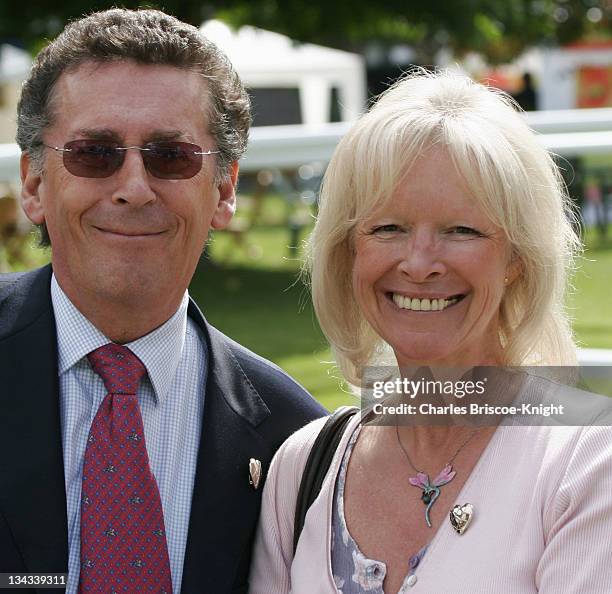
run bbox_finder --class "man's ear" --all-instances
[20,152,45,225]
[211,161,238,230]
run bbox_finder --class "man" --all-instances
[0,9,325,593]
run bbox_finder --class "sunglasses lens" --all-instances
[58,140,206,179]
[63,140,123,178]
[143,142,203,179]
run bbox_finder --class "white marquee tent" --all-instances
[0,44,31,83]
[541,45,612,110]
[0,45,31,153]
[200,20,367,126]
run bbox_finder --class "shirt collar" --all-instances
[51,274,188,405]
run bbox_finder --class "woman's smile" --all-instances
[390,292,466,311]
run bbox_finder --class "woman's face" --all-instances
[352,147,519,368]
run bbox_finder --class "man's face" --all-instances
[21,60,236,324]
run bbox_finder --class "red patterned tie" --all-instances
[79,344,172,593]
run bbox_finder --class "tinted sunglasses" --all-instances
[44,140,220,180]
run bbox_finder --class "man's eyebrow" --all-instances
[72,129,195,142]
[75,128,117,140]
[145,130,194,142]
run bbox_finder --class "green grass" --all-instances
[567,232,612,349]
[192,237,353,411]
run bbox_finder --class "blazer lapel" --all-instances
[0,266,68,577]
[180,301,271,593]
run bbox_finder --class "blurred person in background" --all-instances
[512,72,537,112]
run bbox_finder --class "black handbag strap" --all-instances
[293,405,359,554]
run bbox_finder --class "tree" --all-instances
[0,0,610,63]
[216,0,612,64]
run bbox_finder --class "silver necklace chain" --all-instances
[395,422,480,474]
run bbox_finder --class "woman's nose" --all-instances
[397,232,446,282]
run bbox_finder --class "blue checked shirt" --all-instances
[51,275,207,594]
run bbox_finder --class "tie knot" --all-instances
[87,344,146,395]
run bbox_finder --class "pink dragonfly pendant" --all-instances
[408,464,456,527]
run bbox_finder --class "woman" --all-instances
[249,72,612,593]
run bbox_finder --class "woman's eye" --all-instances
[450,226,481,236]
[371,224,400,234]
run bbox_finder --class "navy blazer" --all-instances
[0,265,326,593]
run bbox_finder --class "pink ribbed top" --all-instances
[250,410,612,593]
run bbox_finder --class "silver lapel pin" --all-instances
[249,458,262,490]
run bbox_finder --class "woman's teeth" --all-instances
[392,294,461,311]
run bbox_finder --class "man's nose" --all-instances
[110,148,157,206]
[397,232,446,282]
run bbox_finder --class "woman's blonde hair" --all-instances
[308,70,581,386]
